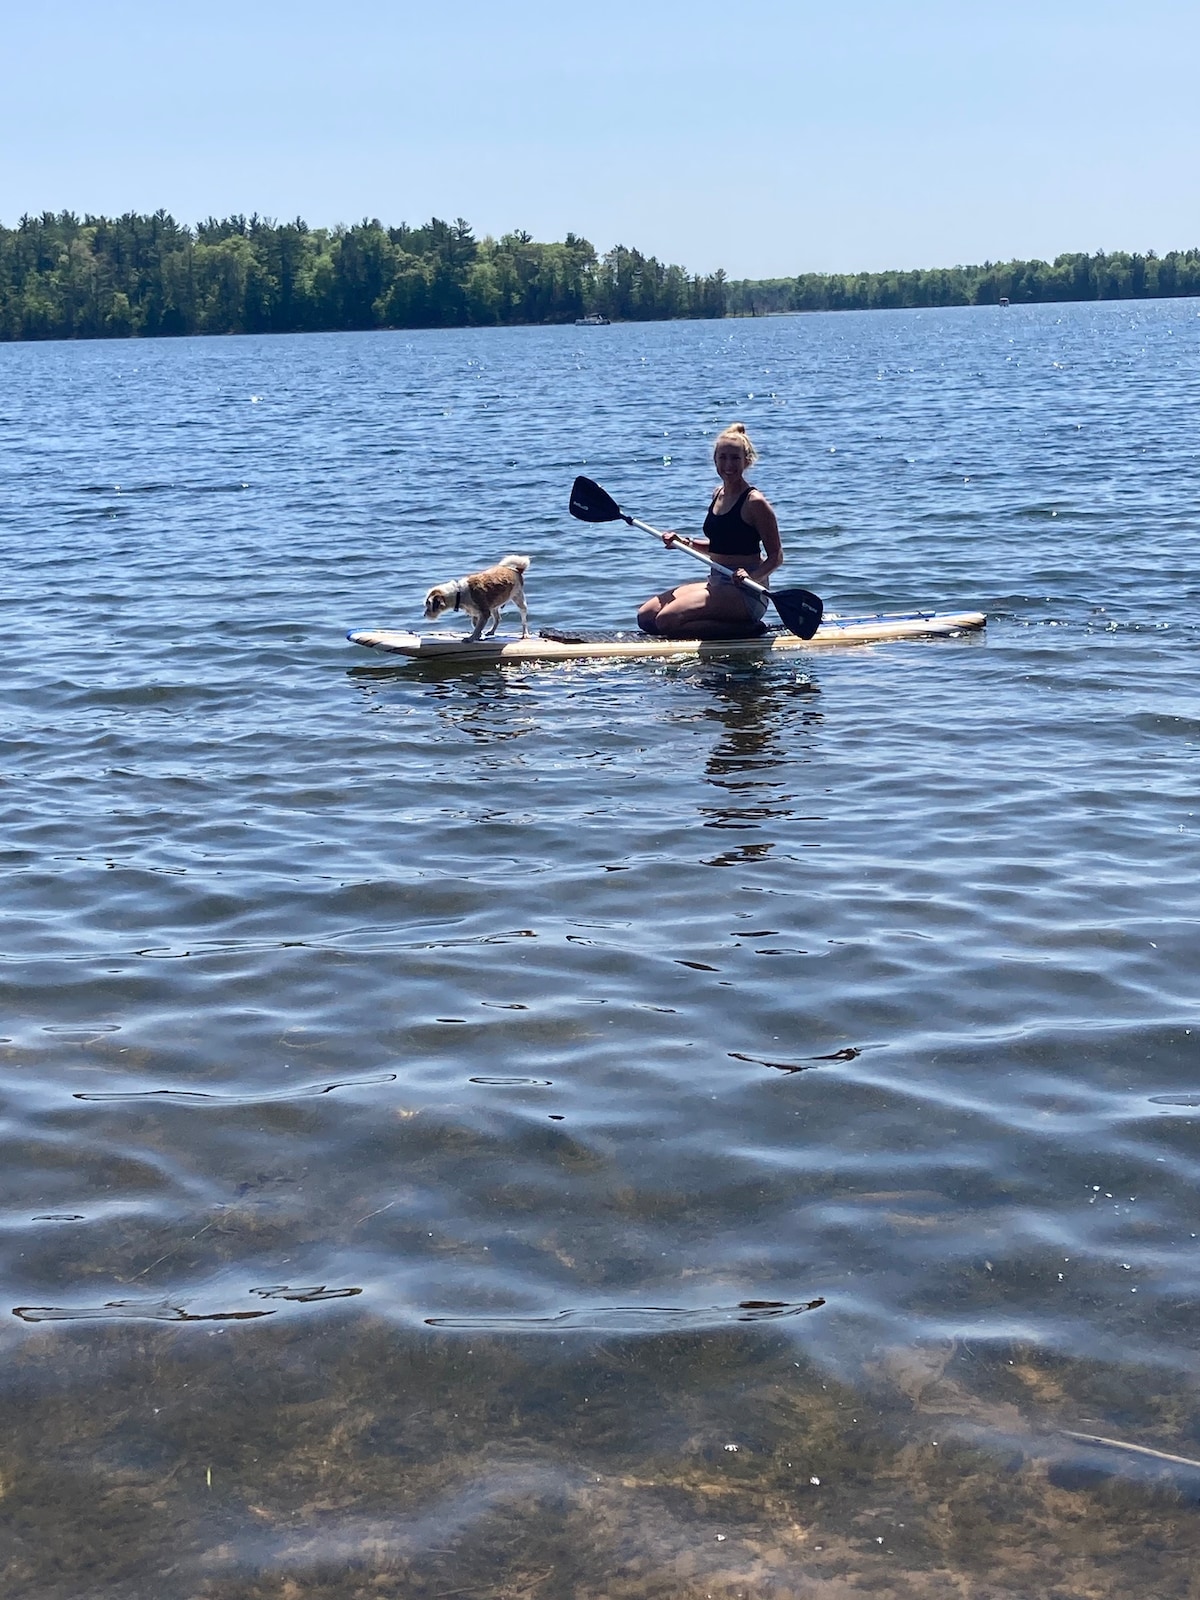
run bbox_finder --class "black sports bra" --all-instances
[702,487,762,563]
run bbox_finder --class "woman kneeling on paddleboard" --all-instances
[636,423,783,638]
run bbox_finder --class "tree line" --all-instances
[725,249,1200,315]
[2,210,1198,341]
[0,211,727,340]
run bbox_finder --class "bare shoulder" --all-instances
[745,487,777,522]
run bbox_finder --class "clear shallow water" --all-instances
[1,304,1199,1597]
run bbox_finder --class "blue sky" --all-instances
[3,0,1197,278]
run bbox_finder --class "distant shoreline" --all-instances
[2,211,1197,342]
[725,251,1200,317]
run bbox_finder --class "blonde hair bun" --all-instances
[714,422,758,466]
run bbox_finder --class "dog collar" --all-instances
[451,579,465,612]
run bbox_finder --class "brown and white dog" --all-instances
[423,554,531,640]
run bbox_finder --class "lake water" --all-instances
[2,301,1198,1598]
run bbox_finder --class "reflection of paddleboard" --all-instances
[346,610,987,663]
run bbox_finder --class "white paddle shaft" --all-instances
[626,516,769,598]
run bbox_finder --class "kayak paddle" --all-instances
[568,475,823,640]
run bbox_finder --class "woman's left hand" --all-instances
[732,567,749,585]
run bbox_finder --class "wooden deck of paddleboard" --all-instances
[346,611,986,663]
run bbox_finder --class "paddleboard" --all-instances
[346,610,987,663]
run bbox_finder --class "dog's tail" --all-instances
[500,553,531,573]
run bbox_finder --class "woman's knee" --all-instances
[637,599,661,634]
[652,601,697,637]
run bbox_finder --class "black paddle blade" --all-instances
[770,586,824,640]
[569,475,623,524]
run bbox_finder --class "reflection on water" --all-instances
[698,664,822,836]
[3,304,1200,1595]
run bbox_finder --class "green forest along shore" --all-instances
[4,211,1200,341]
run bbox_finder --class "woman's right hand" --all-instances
[662,531,683,548]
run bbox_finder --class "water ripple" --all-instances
[72,1072,398,1104]
[3,306,1200,1595]
[426,1297,826,1331]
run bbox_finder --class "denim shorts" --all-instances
[709,567,770,623]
